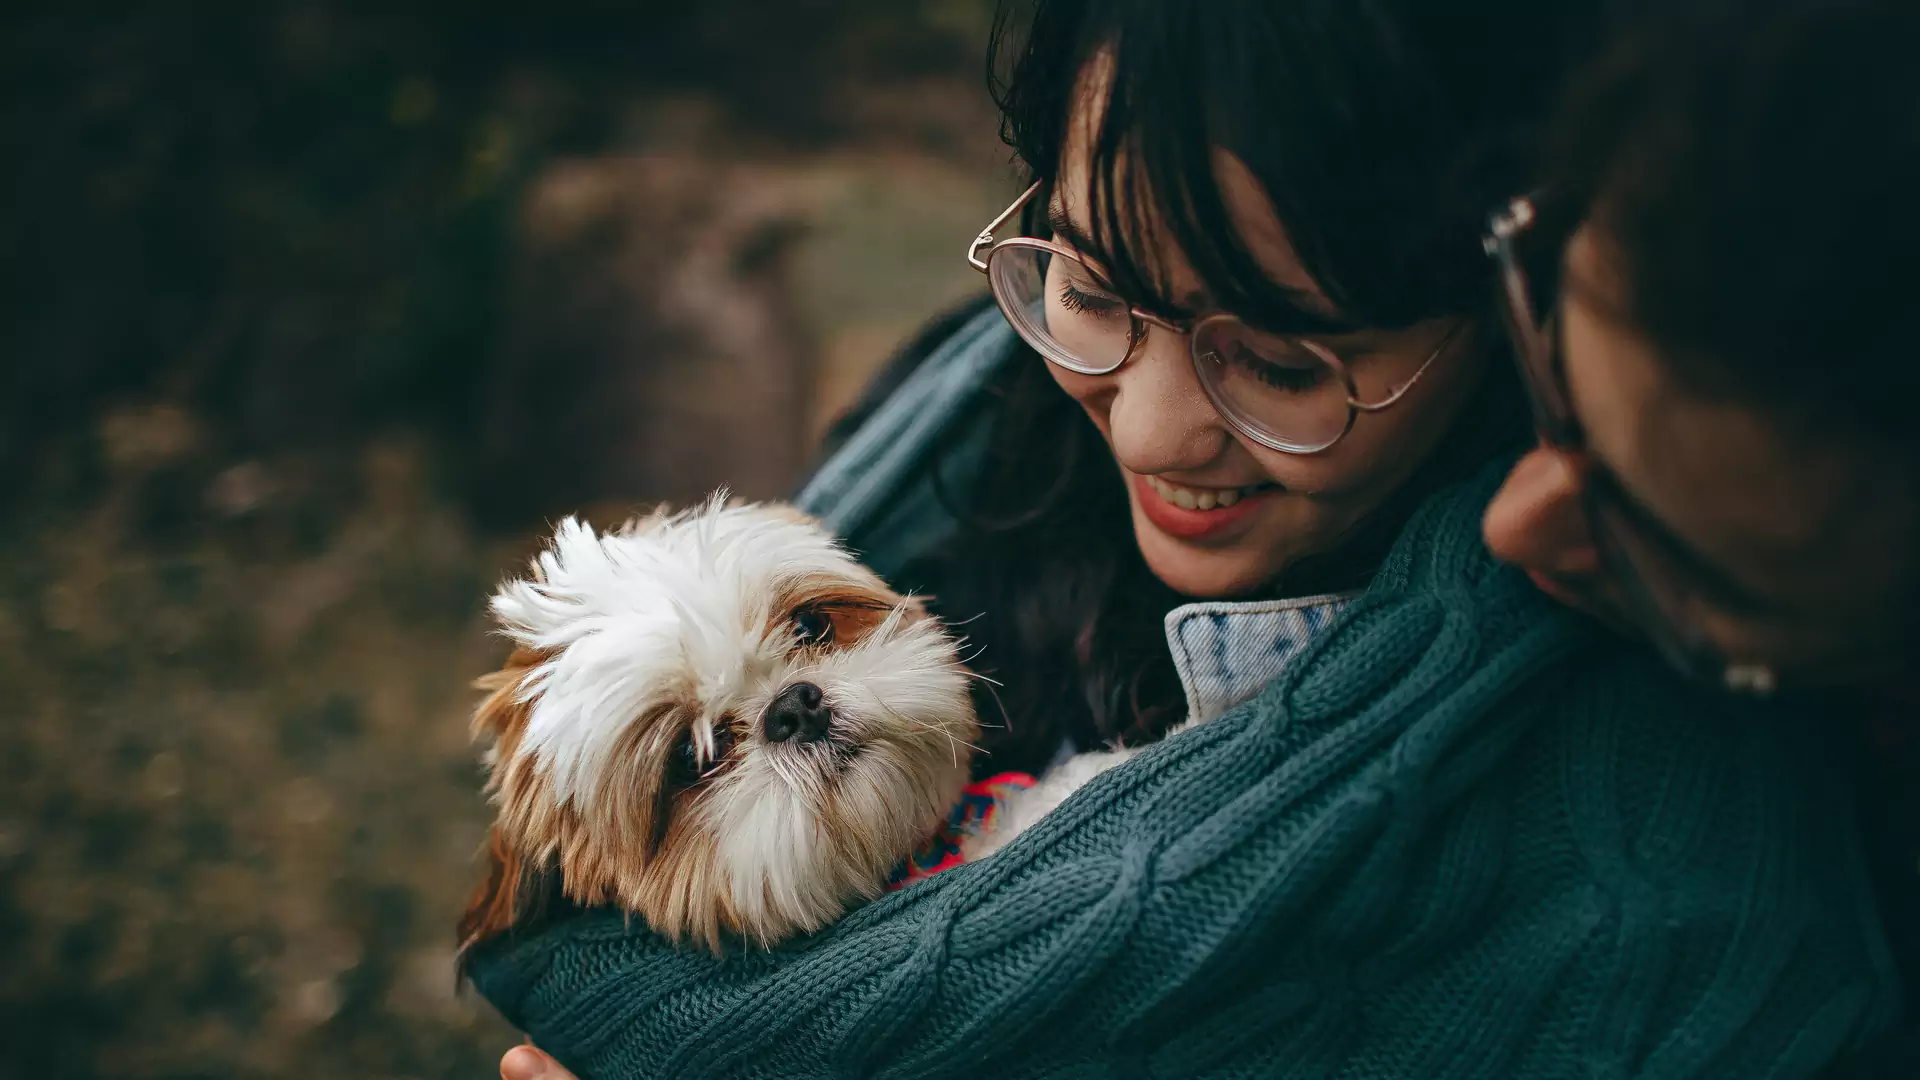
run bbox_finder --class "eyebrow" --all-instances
[1046,204,1100,260]
[1047,202,1200,314]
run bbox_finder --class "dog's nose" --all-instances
[763,682,832,743]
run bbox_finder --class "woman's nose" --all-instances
[1102,327,1228,474]
[1483,446,1603,577]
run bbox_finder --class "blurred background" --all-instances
[0,6,1016,1077]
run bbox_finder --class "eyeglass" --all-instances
[967,180,1455,455]
[1483,193,1779,696]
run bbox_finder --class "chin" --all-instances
[1129,503,1287,600]
[458,497,978,954]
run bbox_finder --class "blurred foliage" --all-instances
[0,420,516,1078]
[0,4,1000,1077]
[1,2,995,518]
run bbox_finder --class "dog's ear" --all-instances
[457,824,529,957]
[470,646,543,739]
[459,648,551,963]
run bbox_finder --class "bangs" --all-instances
[992,0,1574,335]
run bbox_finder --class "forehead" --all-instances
[1559,228,1916,612]
[1052,55,1336,319]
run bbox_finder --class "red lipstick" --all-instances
[1129,472,1277,542]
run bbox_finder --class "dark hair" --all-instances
[1552,1,1920,446]
[910,0,1602,775]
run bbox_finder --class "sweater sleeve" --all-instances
[464,554,1896,1079]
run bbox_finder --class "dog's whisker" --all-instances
[964,672,1013,733]
[769,748,831,816]
[714,768,753,823]
[873,700,985,758]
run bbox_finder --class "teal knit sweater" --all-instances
[467,308,1895,1076]
[467,469,1896,1078]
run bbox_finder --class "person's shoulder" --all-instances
[1535,638,1871,867]
[1250,466,1898,1071]
[1511,639,1900,1069]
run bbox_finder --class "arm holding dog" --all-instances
[464,479,1897,1079]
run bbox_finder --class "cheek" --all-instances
[1248,334,1492,497]
[1048,364,1112,429]
[1227,417,1413,502]
[1358,337,1487,457]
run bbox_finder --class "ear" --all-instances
[459,649,553,962]
[489,516,621,643]
[457,824,526,956]
[470,646,544,740]
[455,823,565,967]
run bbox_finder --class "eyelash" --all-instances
[1057,282,1123,316]
[1055,282,1346,398]
[790,605,833,648]
[1220,344,1327,393]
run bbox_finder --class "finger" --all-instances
[501,1044,573,1080]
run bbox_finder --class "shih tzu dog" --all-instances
[458,496,983,953]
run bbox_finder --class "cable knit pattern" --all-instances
[467,468,1897,1079]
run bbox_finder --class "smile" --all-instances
[1130,472,1280,542]
[1143,475,1270,510]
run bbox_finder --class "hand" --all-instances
[501,1043,577,1080]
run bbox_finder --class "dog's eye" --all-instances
[669,733,702,785]
[668,726,732,786]
[790,605,834,647]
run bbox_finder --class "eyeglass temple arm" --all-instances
[1348,325,1460,413]
[1483,196,1552,359]
[967,180,1044,272]
[1355,196,1541,413]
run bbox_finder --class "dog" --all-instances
[458,496,983,953]
[457,495,1186,956]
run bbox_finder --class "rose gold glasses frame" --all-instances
[967,180,1453,455]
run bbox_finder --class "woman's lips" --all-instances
[1129,471,1278,542]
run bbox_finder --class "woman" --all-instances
[1477,3,1920,1073]
[477,1,1895,1076]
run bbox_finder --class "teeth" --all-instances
[1146,475,1258,512]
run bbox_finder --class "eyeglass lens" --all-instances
[986,244,1353,450]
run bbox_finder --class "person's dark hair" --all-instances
[1550,0,1920,447]
[907,0,1603,775]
